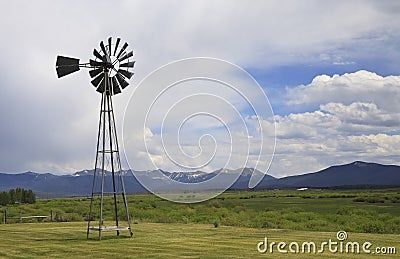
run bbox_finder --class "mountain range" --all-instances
[0,161,399,198]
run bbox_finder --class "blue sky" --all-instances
[252,65,383,116]
[250,42,400,116]
[0,0,399,177]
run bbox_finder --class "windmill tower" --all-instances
[55,37,135,239]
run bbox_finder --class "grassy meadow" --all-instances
[2,189,400,234]
[1,189,399,258]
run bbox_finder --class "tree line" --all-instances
[0,188,36,205]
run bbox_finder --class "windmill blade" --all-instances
[118,69,134,79]
[108,37,112,56]
[89,67,103,78]
[100,41,108,55]
[91,73,104,88]
[96,81,105,93]
[119,51,133,62]
[116,73,129,89]
[120,61,135,68]
[114,38,121,56]
[111,77,121,95]
[116,42,128,59]
[55,56,80,78]
[111,75,120,90]
[89,59,103,67]
[93,49,103,60]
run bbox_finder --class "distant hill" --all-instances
[256,161,400,189]
[0,161,399,197]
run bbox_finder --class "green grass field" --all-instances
[0,222,398,258]
[1,189,399,258]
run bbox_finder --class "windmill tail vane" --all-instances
[56,36,135,95]
[55,37,135,240]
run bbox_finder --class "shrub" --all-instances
[213,219,219,228]
[156,216,172,223]
[221,215,241,227]
[84,214,95,221]
[361,221,385,234]
[209,200,221,208]
[386,217,400,233]
[353,197,365,202]
[67,213,82,222]
[55,212,69,222]
[365,197,385,203]
[261,221,270,228]
[336,207,353,215]
[233,205,246,213]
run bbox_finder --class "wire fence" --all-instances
[2,208,53,224]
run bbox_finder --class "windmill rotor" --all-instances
[55,36,135,95]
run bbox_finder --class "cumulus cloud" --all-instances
[269,70,400,177]
[287,70,400,111]
[321,102,400,131]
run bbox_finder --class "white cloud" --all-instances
[287,70,400,112]
[268,70,400,177]
[321,102,400,132]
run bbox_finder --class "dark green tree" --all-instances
[8,189,16,204]
[0,191,10,206]
[26,190,36,204]
[1,188,36,205]
[15,188,23,203]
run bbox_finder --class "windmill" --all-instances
[55,37,135,239]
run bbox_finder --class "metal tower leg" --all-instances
[87,91,104,239]
[109,95,133,237]
[106,93,120,236]
[86,72,133,240]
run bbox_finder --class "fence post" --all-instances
[19,209,22,223]
[2,209,6,224]
[50,210,53,222]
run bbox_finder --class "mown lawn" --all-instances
[0,222,398,258]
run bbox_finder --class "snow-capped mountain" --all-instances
[0,161,399,197]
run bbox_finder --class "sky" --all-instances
[1,0,400,177]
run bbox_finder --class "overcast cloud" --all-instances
[0,0,399,177]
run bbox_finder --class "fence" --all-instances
[2,209,53,224]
